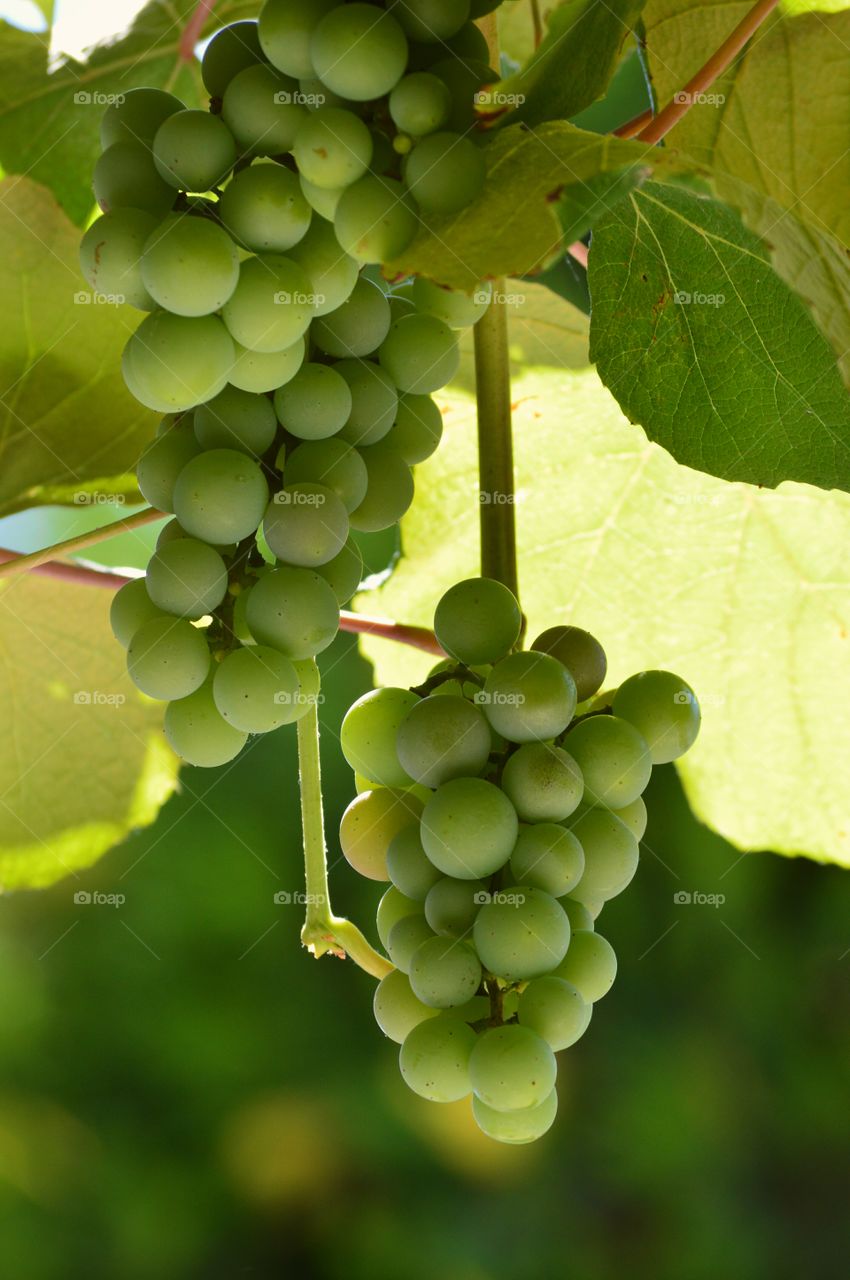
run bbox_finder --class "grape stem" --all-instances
[0,507,164,580]
[530,0,544,49]
[296,679,392,981]
[474,288,519,598]
[179,0,218,62]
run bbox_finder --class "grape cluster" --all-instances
[339,578,701,1143]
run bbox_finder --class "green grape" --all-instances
[430,58,499,133]
[453,994,490,1024]
[340,686,419,788]
[263,482,349,567]
[444,20,490,60]
[258,0,337,80]
[611,795,648,841]
[568,807,639,902]
[310,5,408,102]
[100,87,183,149]
[564,714,652,807]
[126,616,210,700]
[433,577,521,666]
[404,131,486,214]
[140,213,239,317]
[110,577,166,647]
[500,742,583,823]
[212,644,302,732]
[396,694,491,788]
[348,443,414,532]
[509,824,585,898]
[424,876,487,939]
[219,164,312,253]
[473,886,570,981]
[389,0,470,41]
[298,173,344,220]
[341,791,422,882]
[152,110,237,191]
[194,385,277,455]
[285,439,368,514]
[222,254,315,353]
[273,363,352,440]
[530,625,607,703]
[172,448,268,544]
[135,423,200,511]
[122,312,234,412]
[378,314,460,394]
[612,669,700,764]
[311,278,391,358]
[79,209,158,310]
[421,778,517,880]
[245,566,340,658]
[335,360,398,446]
[287,218,358,317]
[552,930,617,1002]
[377,885,422,948]
[388,293,416,324]
[298,76,347,110]
[154,517,231,556]
[201,20,264,97]
[469,1025,557,1112]
[517,976,591,1052]
[93,142,175,217]
[333,175,418,265]
[232,588,254,644]
[387,913,435,973]
[145,538,228,619]
[468,0,502,16]
[472,1089,558,1145]
[164,680,248,766]
[408,936,481,1009]
[481,651,577,743]
[389,72,452,136]
[386,825,443,901]
[382,393,443,464]
[399,1015,475,1102]
[313,537,363,603]
[229,335,305,393]
[562,897,594,932]
[411,277,491,329]
[221,64,308,155]
[373,969,439,1043]
[291,656,322,707]
[292,107,373,189]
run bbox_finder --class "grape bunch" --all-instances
[338,577,701,1143]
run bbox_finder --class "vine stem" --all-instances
[474,289,519,597]
[0,507,163,580]
[179,0,218,61]
[297,679,393,980]
[530,0,543,48]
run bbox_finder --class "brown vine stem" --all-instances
[614,108,653,140]
[531,0,544,48]
[0,507,163,581]
[179,0,219,61]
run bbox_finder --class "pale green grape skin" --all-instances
[424,876,487,939]
[562,897,595,932]
[232,589,254,644]
[222,255,315,353]
[568,807,639,902]
[221,64,307,155]
[299,174,344,221]
[287,217,359,316]
[473,886,570,981]
[145,538,228,619]
[136,423,201,511]
[552,930,617,1002]
[336,360,398,446]
[482,651,577,743]
[140,213,239,317]
[411,277,491,329]
[245,566,340,658]
[378,314,459,394]
[472,1089,558,1145]
[408,936,482,1009]
[469,1024,557,1112]
[262,482,349,568]
[110,577,166,647]
[333,175,418,264]
[298,76,347,110]
[386,825,443,901]
[612,669,701,764]
[389,0,470,41]
[340,686,419,788]
[126,616,210,700]
[421,778,518,880]
[93,142,176,217]
[611,795,648,841]
[311,278,391,358]
[451,994,490,1025]
[387,913,435,973]
[445,20,490,60]
[259,0,338,80]
[389,72,452,135]
[377,885,422,949]
[500,742,583,823]
[164,680,248,766]
[341,790,423,882]
[373,969,439,1043]
[404,131,486,214]
[123,312,234,412]
[531,625,608,703]
[79,209,158,310]
[434,577,521,666]
[285,440,368,514]
[219,164,312,253]
[292,107,373,189]
[310,5,408,102]
[201,20,264,97]
[313,536,363,603]
[172,448,268,545]
[517,976,591,1052]
[152,110,237,191]
[396,694,491,788]
[274,363,352,439]
[348,443,414,532]
[100,87,183,149]
[509,823,585,898]
[399,1015,476,1102]
[229,336,305,393]
[565,714,652,807]
[194,385,277,455]
[212,644,302,732]
[382,393,443,464]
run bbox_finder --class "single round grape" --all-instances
[334,175,418,265]
[313,537,363,603]
[335,360,398,447]
[565,714,652,807]
[274,363,352,440]
[396,694,491,788]
[468,0,502,16]
[387,824,443,901]
[612,669,700,764]
[552,930,616,1002]
[400,1015,475,1102]
[530,625,608,703]
[444,19,490,59]
[79,209,158,310]
[501,742,583,823]
[100,87,183,149]
[382,393,442,464]
[145,538,228,619]
[259,0,337,80]
[172,448,268,544]
[263,482,349,567]
[348,443,414,532]
[232,589,254,645]
[473,886,570,981]
[424,876,486,939]
[110,577,165,646]
[509,824,585,898]
[219,163,312,254]
[408,935,481,1009]
[562,897,595,932]
[481,651,577,743]
[340,687,419,788]
[518,976,591,1052]
[152,110,236,191]
[412,277,491,329]
[421,778,517,880]
[387,913,435,973]
[221,63,307,155]
[164,680,248,766]
[568,807,639,902]
[611,795,648,841]
[229,335,305,393]
[472,1089,558,1145]
[373,969,439,1043]
[93,142,176,217]
[378,313,459,394]
[136,423,200,511]
[140,213,239,316]
[298,173,344,220]
[122,312,234,412]
[389,72,452,136]
[194,386,277,455]
[285,439,368,514]
[311,5,408,102]
[201,20,264,97]
[287,217,358,317]
[434,577,521,666]
[245,566,340,658]
[297,76,347,110]
[379,889,426,956]
[431,58,499,132]
[311,278,391,358]
[126,616,210,700]
[341,790,422,882]
[222,254,315,353]
[212,644,302,732]
[388,292,416,324]
[292,107,373,189]
[469,1025,556,1112]
[389,0,470,41]
[404,131,486,214]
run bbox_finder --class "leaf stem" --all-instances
[0,507,163,580]
[179,0,218,61]
[474,287,519,598]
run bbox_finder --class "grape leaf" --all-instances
[588,183,850,490]
[0,573,179,890]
